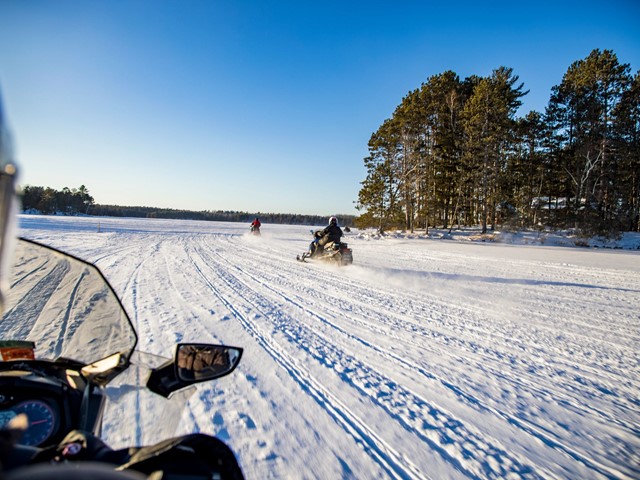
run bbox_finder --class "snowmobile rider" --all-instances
[250,217,261,235]
[307,216,343,258]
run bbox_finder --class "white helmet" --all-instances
[329,216,337,226]
[0,88,20,310]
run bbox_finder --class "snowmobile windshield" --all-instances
[0,238,137,366]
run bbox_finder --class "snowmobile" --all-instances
[250,225,260,235]
[297,230,353,266]
[0,238,245,479]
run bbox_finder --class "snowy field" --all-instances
[17,214,640,479]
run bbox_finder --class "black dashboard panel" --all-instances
[0,370,72,447]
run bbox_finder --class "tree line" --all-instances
[89,204,352,226]
[355,49,640,235]
[22,185,94,215]
[20,186,354,227]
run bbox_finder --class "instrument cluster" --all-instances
[0,393,61,446]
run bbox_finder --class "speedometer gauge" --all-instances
[13,400,56,446]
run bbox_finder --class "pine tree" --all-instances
[357,119,403,230]
[461,68,526,233]
[546,49,632,232]
[614,70,640,231]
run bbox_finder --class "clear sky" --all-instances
[1,1,639,216]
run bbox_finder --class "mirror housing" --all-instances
[146,344,242,398]
[175,344,242,382]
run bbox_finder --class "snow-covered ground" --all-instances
[17,215,640,479]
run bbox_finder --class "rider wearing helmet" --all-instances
[0,90,19,311]
[322,217,343,244]
[306,216,343,258]
[250,217,261,234]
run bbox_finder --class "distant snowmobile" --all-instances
[250,218,261,236]
[297,230,353,266]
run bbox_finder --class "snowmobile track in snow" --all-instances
[187,244,429,479]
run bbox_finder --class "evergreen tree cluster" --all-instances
[356,49,640,235]
[22,185,94,215]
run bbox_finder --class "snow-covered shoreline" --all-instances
[356,227,640,250]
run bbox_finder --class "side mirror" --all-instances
[146,344,243,398]
[175,344,242,382]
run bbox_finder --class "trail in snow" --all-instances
[18,215,640,479]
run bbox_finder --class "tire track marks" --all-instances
[185,242,429,480]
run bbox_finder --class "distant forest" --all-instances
[356,49,640,235]
[19,185,355,227]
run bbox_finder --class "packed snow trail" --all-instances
[18,215,640,479]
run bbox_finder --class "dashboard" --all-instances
[0,396,60,446]
[0,370,71,447]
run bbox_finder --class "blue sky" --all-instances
[1,1,639,217]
